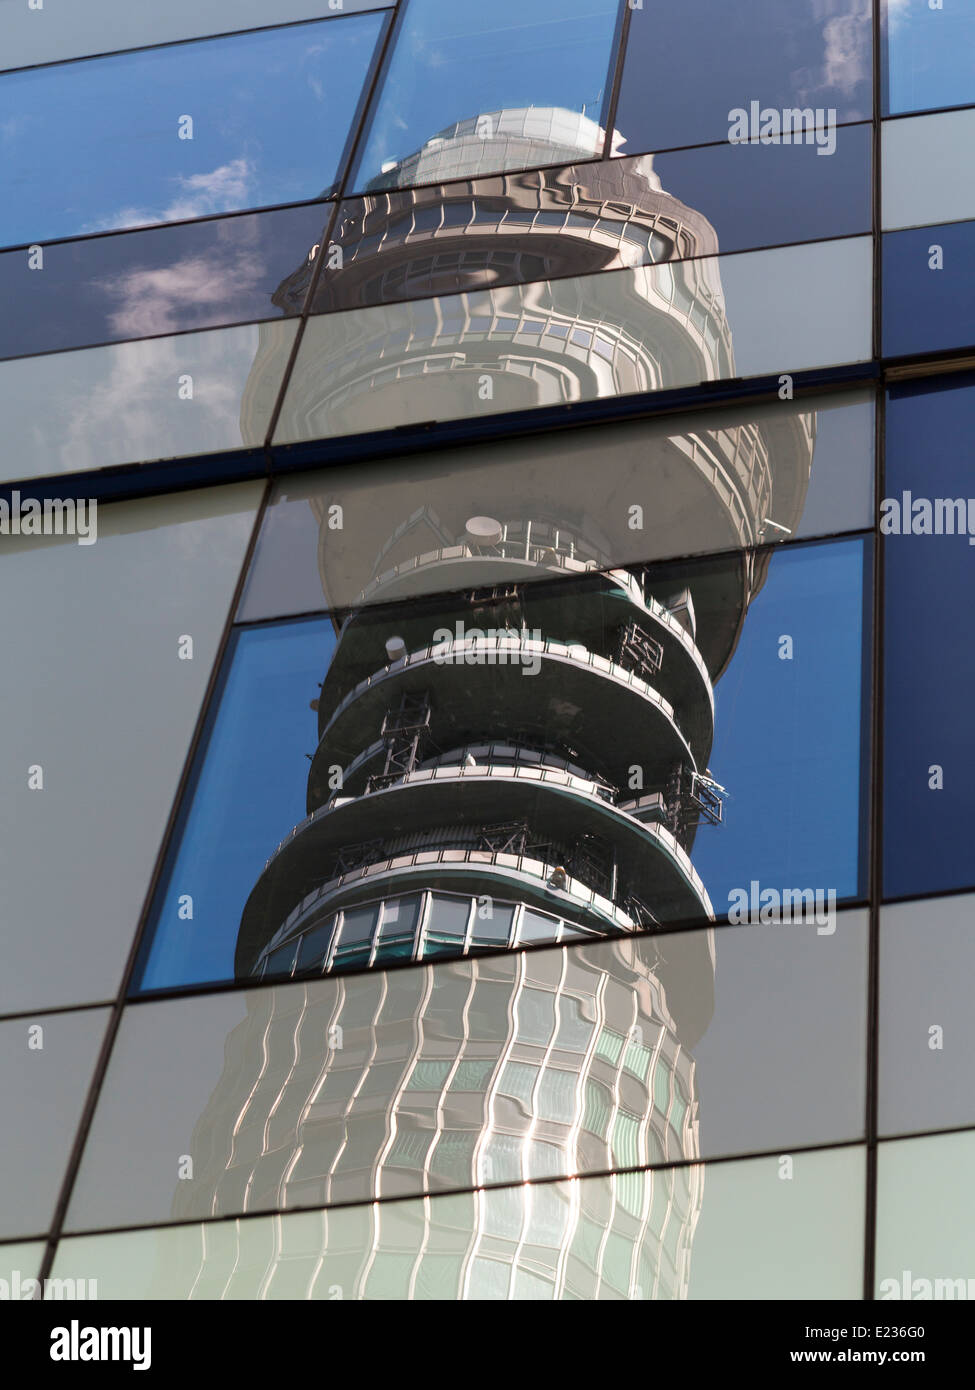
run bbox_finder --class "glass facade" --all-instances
[1,0,971,1311]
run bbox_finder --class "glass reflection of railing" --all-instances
[254,854,640,976]
[357,519,607,603]
[259,796,711,925]
[332,738,620,804]
[255,885,619,979]
[319,637,691,748]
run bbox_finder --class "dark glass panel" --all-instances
[0,203,329,361]
[883,220,975,358]
[615,0,871,156]
[884,374,975,898]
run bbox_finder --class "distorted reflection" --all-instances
[149,107,869,1300]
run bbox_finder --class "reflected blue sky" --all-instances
[350,0,621,190]
[694,538,867,908]
[885,0,975,115]
[136,536,868,994]
[615,0,871,155]
[138,616,336,991]
[0,13,385,249]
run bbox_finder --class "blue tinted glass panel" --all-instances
[689,537,869,913]
[884,0,975,116]
[134,616,337,992]
[350,0,621,192]
[0,13,385,249]
[883,221,975,358]
[136,534,868,997]
[0,203,329,361]
[615,0,871,155]
[884,374,975,899]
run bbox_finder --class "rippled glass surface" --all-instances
[243,391,873,621]
[317,130,871,317]
[135,533,867,996]
[57,1146,864,1299]
[76,921,863,1232]
[0,13,385,249]
[275,239,872,445]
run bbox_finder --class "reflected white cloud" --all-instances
[81,159,257,237]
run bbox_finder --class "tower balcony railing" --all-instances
[335,737,622,803]
[255,849,643,972]
[355,519,608,605]
[318,635,693,750]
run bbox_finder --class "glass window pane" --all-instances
[135,616,333,993]
[141,525,869,999]
[883,374,975,899]
[424,894,471,943]
[296,919,336,973]
[323,132,869,316]
[0,319,295,483]
[379,896,422,938]
[0,0,392,71]
[883,220,975,358]
[884,0,975,116]
[468,903,515,947]
[879,894,975,1138]
[876,1130,975,1299]
[350,0,621,192]
[519,908,560,943]
[615,0,871,156]
[241,390,873,622]
[264,942,298,977]
[71,914,864,1232]
[54,1145,864,1299]
[274,239,871,447]
[337,905,378,947]
[0,484,260,1017]
[0,1009,109,1239]
[0,203,329,362]
[882,109,975,231]
[0,14,386,249]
